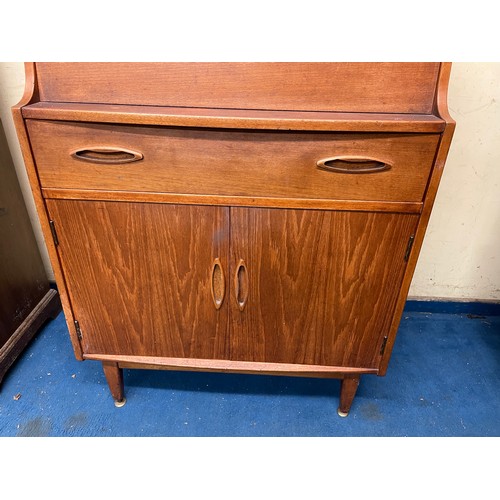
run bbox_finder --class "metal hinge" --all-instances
[380,336,388,355]
[404,234,415,261]
[49,220,59,246]
[74,320,83,341]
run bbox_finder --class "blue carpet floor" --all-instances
[0,309,499,437]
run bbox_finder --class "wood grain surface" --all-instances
[229,208,419,368]
[35,62,441,113]
[22,102,446,133]
[45,200,230,359]
[41,188,423,214]
[338,376,360,415]
[90,354,378,377]
[44,199,418,370]
[379,62,457,375]
[27,120,439,203]
[102,361,124,402]
[11,63,84,360]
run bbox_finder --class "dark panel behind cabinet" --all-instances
[0,119,60,383]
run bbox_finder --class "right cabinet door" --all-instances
[229,208,419,369]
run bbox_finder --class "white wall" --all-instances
[0,63,53,278]
[408,63,500,301]
[0,62,499,301]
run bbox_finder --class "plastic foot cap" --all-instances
[114,397,127,408]
[337,408,349,417]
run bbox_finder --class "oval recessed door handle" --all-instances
[71,147,144,164]
[211,258,226,310]
[234,259,248,311]
[317,156,391,174]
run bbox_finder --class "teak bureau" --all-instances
[13,63,455,416]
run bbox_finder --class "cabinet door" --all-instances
[229,208,418,369]
[46,200,229,359]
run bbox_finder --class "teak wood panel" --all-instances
[229,208,419,368]
[11,66,83,360]
[45,200,230,359]
[41,188,423,214]
[22,102,446,133]
[35,63,441,114]
[27,120,440,203]
[379,63,457,375]
[107,355,378,377]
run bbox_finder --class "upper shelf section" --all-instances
[17,63,454,132]
[33,62,441,114]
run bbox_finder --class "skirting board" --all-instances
[405,298,500,316]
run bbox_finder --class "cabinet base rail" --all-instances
[87,354,377,416]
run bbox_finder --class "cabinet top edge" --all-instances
[22,101,446,133]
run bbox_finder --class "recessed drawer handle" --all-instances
[211,258,226,310]
[71,147,144,164]
[234,259,248,312]
[317,156,391,174]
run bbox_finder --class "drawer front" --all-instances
[27,120,439,203]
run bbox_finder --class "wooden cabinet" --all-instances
[0,118,60,385]
[12,63,455,416]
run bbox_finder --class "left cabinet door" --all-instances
[46,200,230,359]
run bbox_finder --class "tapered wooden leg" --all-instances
[338,376,360,417]
[102,361,126,407]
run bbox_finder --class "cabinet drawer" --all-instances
[27,119,439,203]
